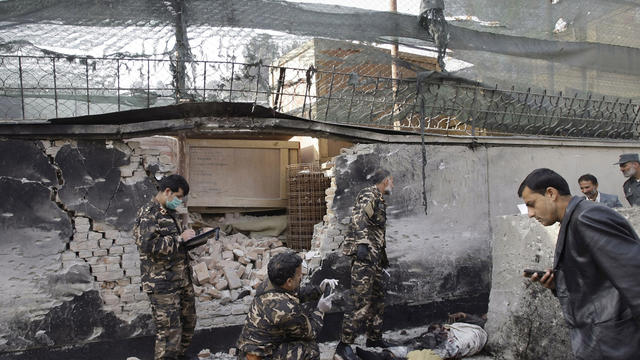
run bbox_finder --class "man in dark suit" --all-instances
[519,168,640,360]
[577,173,623,208]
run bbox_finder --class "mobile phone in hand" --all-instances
[523,269,549,278]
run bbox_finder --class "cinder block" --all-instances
[223,267,242,290]
[85,239,100,251]
[242,264,254,279]
[92,222,107,232]
[106,263,121,271]
[206,286,223,299]
[122,253,139,263]
[75,224,90,233]
[105,230,120,239]
[73,232,88,242]
[91,264,108,273]
[88,232,103,241]
[85,257,100,265]
[78,250,92,258]
[200,256,217,270]
[231,304,249,315]
[236,265,246,279]
[99,256,121,265]
[74,217,90,226]
[123,245,138,253]
[95,270,124,282]
[99,239,113,249]
[232,249,245,258]
[215,278,228,290]
[109,246,124,255]
[194,262,210,284]
[122,260,140,270]
[125,267,141,277]
[93,249,108,257]
[116,236,134,245]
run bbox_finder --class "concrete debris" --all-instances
[189,232,300,304]
[553,18,568,33]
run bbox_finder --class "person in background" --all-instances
[519,168,640,359]
[577,173,622,208]
[615,153,640,206]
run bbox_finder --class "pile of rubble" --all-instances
[189,232,297,304]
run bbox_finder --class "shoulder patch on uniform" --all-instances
[364,201,374,218]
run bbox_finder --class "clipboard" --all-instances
[184,227,220,250]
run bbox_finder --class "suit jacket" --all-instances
[553,196,640,359]
[599,192,623,208]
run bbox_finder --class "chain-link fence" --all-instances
[2,54,639,139]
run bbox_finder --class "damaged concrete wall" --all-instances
[2,135,640,356]
[0,138,164,352]
[0,136,309,355]
[312,141,640,319]
[487,208,640,359]
[313,143,492,313]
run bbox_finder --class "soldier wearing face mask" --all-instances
[134,174,196,360]
[335,169,394,360]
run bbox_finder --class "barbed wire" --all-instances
[1,55,638,139]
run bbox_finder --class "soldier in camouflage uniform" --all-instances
[134,174,196,360]
[335,169,394,360]
[237,252,337,360]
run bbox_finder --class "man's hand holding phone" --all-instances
[524,268,555,290]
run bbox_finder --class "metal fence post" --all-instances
[116,59,121,112]
[229,62,235,102]
[147,59,151,108]
[18,56,25,119]
[52,57,59,118]
[203,61,207,101]
[324,65,336,121]
[85,59,90,115]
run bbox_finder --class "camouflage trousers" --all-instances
[340,259,385,343]
[239,341,320,360]
[148,285,197,360]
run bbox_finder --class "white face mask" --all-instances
[624,167,637,178]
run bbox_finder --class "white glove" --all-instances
[319,279,339,293]
[317,293,335,313]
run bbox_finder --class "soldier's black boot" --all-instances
[335,341,358,360]
[365,338,395,348]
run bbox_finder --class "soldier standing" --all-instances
[237,251,337,360]
[335,169,394,360]
[134,174,196,360]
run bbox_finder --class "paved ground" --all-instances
[198,325,495,360]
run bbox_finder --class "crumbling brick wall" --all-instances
[0,137,327,353]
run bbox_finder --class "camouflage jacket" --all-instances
[237,280,323,357]
[342,185,387,262]
[134,198,191,294]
